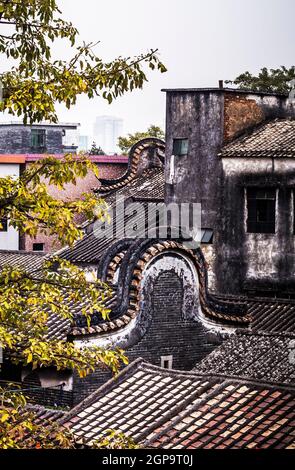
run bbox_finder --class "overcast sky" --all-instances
[2,0,295,138]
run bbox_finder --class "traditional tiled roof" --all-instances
[56,240,295,338]
[9,404,67,448]
[195,331,295,385]
[0,249,116,341]
[95,138,165,194]
[148,377,295,449]
[0,250,45,272]
[215,293,295,333]
[61,359,217,443]
[58,169,165,264]
[61,359,295,449]
[3,247,295,340]
[219,119,295,158]
[26,404,65,423]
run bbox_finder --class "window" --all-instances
[172,138,188,156]
[0,218,8,232]
[33,243,44,252]
[161,355,173,369]
[201,228,214,244]
[31,129,46,148]
[247,188,276,234]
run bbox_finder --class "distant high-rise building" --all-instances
[79,135,89,152]
[93,116,123,154]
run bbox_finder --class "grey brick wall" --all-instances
[72,270,220,405]
[0,125,64,154]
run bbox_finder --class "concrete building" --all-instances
[163,87,295,296]
[93,115,123,154]
[0,121,80,154]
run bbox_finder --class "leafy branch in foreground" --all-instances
[0,384,75,449]
[0,156,128,448]
[0,154,109,246]
[0,0,167,123]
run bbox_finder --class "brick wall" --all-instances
[72,270,221,405]
[224,94,264,141]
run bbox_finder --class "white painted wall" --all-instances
[0,163,20,250]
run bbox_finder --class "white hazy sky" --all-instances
[2,0,295,138]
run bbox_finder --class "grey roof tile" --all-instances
[220,119,295,158]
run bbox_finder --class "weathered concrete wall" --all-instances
[219,158,295,294]
[164,89,295,295]
[165,91,224,231]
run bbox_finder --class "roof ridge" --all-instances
[192,372,295,392]
[0,249,45,256]
[238,329,295,339]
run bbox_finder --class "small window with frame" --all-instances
[161,355,173,370]
[247,188,276,234]
[33,243,44,252]
[172,138,189,156]
[31,129,46,149]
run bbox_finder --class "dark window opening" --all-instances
[201,228,214,244]
[247,188,276,234]
[33,243,44,252]
[173,138,188,156]
[161,356,173,369]
[0,218,8,232]
[31,129,46,148]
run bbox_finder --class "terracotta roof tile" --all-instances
[58,359,295,449]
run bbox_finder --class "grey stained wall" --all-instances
[0,124,75,154]
[220,158,295,294]
[164,89,295,294]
